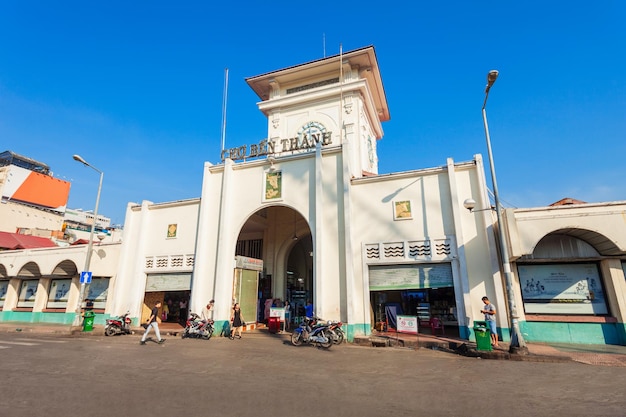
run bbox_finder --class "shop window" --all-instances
[47,279,72,309]
[87,278,109,310]
[17,279,39,308]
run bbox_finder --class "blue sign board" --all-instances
[80,271,93,284]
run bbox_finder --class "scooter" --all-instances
[181,313,214,340]
[104,312,133,336]
[290,316,333,349]
[327,320,345,344]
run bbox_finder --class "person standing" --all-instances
[305,300,314,318]
[264,296,273,324]
[229,303,245,339]
[179,299,188,325]
[162,300,169,322]
[201,299,215,322]
[141,301,165,345]
[480,296,499,347]
[283,300,291,331]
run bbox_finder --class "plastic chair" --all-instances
[429,317,445,335]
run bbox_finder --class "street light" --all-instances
[481,70,528,354]
[72,154,104,329]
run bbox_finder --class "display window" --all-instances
[518,263,608,315]
[86,278,109,310]
[47,279,71,308]
[0,280,8,308]
[17,279,39,308]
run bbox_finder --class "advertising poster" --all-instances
[518,263,607,315]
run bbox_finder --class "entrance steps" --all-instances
[353,333,455,350]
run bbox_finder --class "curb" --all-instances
[441,342,572,363]
[354,335,572,364]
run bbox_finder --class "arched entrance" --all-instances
[236,206,312,326]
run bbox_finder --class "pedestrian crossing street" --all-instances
[0,337,69,349]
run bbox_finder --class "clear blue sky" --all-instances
[1,1,625,225]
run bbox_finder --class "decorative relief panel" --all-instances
[144,254,195,271]
[383,242,405,258]
[408,240,431,260]
[364,238,455,264]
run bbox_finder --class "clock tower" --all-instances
[246,45,390,178]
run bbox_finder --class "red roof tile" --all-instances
[0,231,57,250]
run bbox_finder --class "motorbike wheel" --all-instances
[291,331,303,346]
[334,329,345,344]
[181,329,189,339]
[318,330,333,349]
[202,331,212,340]
[104,326,117,337]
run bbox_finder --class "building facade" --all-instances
[111,46,503,340]
[1,46,624,346]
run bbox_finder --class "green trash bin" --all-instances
[473,320,492,351]
[83,311,95,332]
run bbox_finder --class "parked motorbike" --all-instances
[104,312,133,336]
[181,313,214,340]
[291,316,333,349]
[327,320,345,344]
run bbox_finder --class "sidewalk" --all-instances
[355,330,626,367]
[2,321,625,367]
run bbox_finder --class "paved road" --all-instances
[1,332,624,417]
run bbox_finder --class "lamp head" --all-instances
[73,154,88,165]
[463,198,477,212]
[485,70,499,93]
[267,155,276,172]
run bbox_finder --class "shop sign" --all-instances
[397,315,418,334]
[368,263,453,291]
[221,122,333,162]
[270,307,285,320]
[145,273,191,292]
[235,256,264,271]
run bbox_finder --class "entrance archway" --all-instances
[236,206,312,325]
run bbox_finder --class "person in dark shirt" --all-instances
[140,301,165,345]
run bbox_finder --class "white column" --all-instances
[212,159,236,323]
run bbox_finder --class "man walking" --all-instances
[141,301,165,345]
[480,296,499,347]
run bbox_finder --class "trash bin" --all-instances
[83,311,95,332]
[268,316,280,334]
[473,320,492,351]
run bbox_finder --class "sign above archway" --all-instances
[221,121,333,162]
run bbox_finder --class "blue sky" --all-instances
[1,1,625,225]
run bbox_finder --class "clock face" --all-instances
[298,121,327,139]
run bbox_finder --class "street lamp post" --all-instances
[482,70,528,354]
[72,154,104,328]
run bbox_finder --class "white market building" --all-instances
[110,46,509,341]
[1,46,625,346]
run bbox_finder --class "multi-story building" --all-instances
[0,151,69,235]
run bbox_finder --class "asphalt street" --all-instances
[0,331,624,417]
